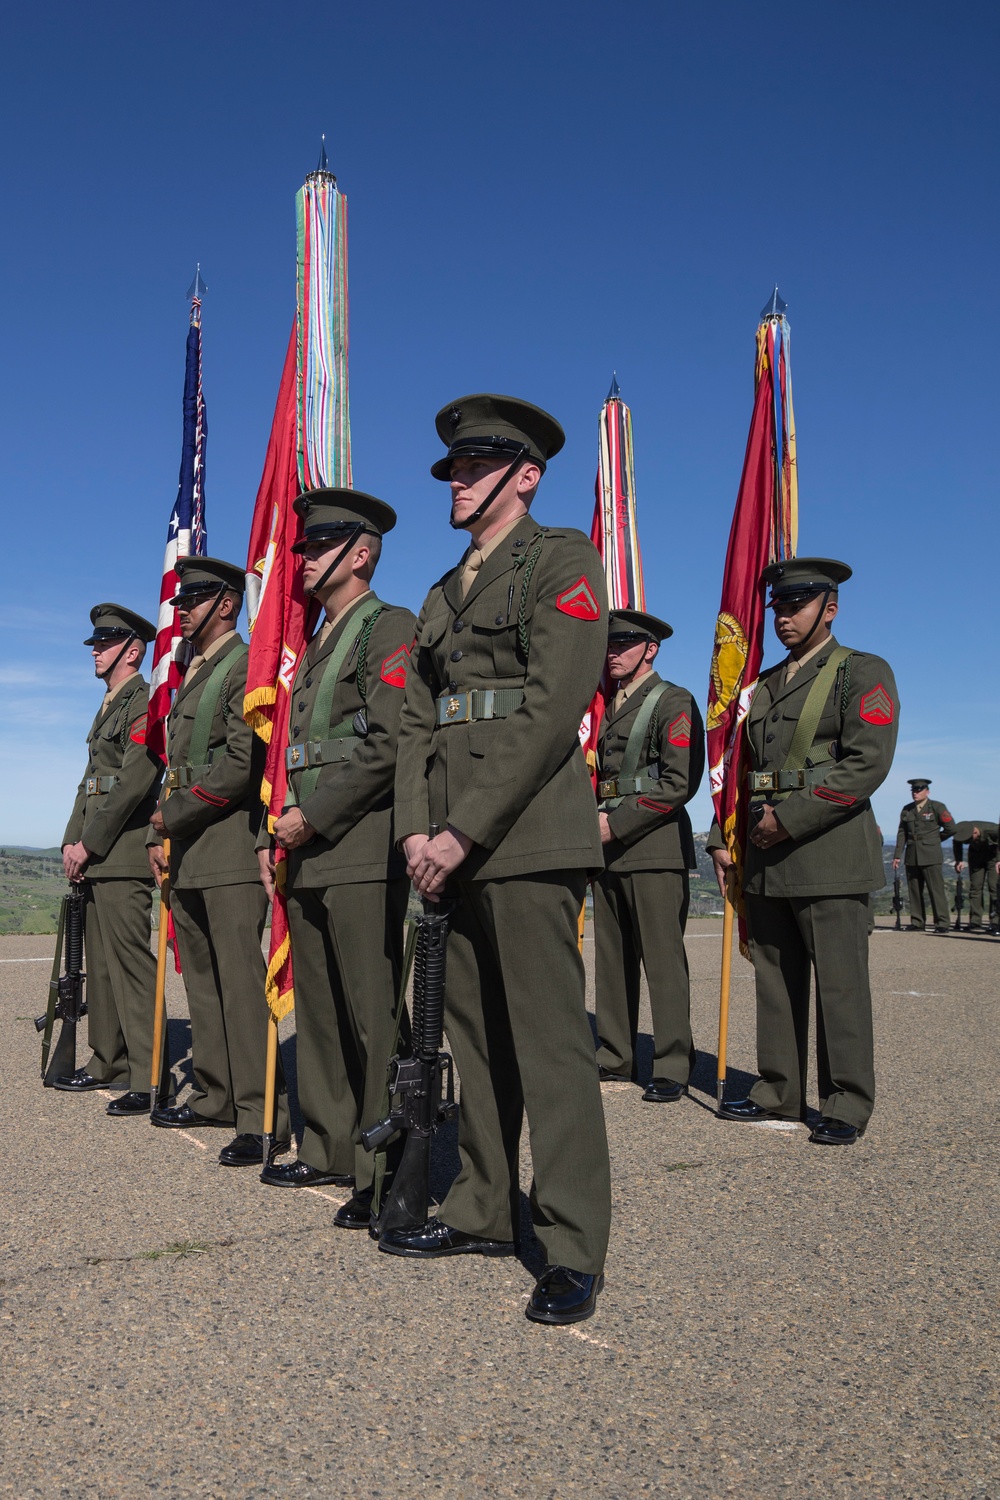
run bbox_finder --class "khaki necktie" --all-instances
[459,548,484,599]
[784,658,800,686]
[183,654,205,685]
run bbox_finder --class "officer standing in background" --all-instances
[148,557,290,1164]
[952,820,998,932]
[258,489,415,1231]
[390,394,612,1326]
[57,604,164,1111]
[593,609,704,1101]
[710,558,899,1145]
[893,779,954,933]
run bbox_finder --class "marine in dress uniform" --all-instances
[892,780,955,933]
[148,558,290,1163]
[951,821,998,932]
[257,489,416,1231]
[593,610,705,1100]
[57,605,164,1111]
[709,558,899,1144]
[388,394,612,1326]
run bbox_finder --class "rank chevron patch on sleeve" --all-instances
[555,577,601,620]
[859,685,894,725]
[380,645,411,688]
[667,712,692,747]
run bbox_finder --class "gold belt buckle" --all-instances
[86,776,98,795]
[166,768,182,789]
[597,778,618,799]
[288,745,302,767]
[443,694,470,723]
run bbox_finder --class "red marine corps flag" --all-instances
[708,287,798,1108]
[243,143,350,1148]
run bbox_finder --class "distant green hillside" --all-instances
[0,847,67,934]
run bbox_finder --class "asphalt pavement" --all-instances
[0,918,996,1498]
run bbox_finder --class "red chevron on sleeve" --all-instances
[555,577,601,620]
[380,645,411,688]
[859,685,894,725]
[129,713,148,745]
[667,713,692,747]
[814,786,856,807]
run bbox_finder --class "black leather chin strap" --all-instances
[449,445,529,531]
[304,524,367,597]
[791,589,833,655]
[185,584,229,647]
[96,633,137,682]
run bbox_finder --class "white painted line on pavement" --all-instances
[0,957,51,963]
[301,1185,350,1204]
[178,1130,208,1151]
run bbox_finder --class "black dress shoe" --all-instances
[52,1069,104,1092]
[377,1218,515,1259]
[934,925,950,935]
[334,1189,375,1230]
[809,1117,860,1145]
[598,1066,631,1082]
[219,1133,289,1166]
[717,1097,782,1122]
[151,1103,233,1129]
[106,1092,152,1116]
[260,1159,355,1188]
[526,1266,605,1325]
[642,1077,686,1103]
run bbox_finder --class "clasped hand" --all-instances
[404,827,473,902]
[749,805,790,851]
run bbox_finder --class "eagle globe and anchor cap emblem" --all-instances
[708,612,749,730]
[445,697,461,719]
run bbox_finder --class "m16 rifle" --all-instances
[363,831,458,1238]
[892,866,903,931]
[34,883,87,1085]
[954,873,964,931]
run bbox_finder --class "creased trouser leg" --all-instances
[593,872,641,1079]
[629,869,693,1084]
[440,873,611,1276]
[89,877,159,1090]
[82,881,129,1086]
[745,894,811,1120]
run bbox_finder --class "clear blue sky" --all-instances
[1,1,996,846]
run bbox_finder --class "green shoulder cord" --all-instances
[293,598,381,803]
[355,603,385,702]
[515,535,546,659]
[187,642,248,769]
[114,683,144,753]
[781,646,852,773]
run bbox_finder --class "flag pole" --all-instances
[149,825,171,1115]
[261,1013,279,1171]
[716,868,735,1112]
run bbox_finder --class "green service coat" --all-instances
[154,637,265,888]
[598,670,704,872]
[63,675,163,878]
[951,821,998,867]
[395,523,606,875]
[741,638,899,897]
[894,799,955,868]
[281,597,416,888]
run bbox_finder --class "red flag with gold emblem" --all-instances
[707,291,798,936]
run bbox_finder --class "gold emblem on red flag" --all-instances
[707,612,749,730]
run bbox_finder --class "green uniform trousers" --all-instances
[906,864,948,929]
[286,879,408,1190]
[170,883,289,1138]
[967,860,998,928]
[745,893,875,1130]
[439,871,611,1276]
[593,868,694,1085]
[83,877,159,1090]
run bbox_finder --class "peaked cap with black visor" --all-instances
[291,487,397,596]
[168,556,246,648]
[431,394,565,529]
[608,609,673,643]
[761,556,852,654]
[84,602,157,680]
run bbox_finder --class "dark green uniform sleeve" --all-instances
[394,594,439,844]
[161,654,257,841]
[934,802,955,841]
[447,539,608,850]
[299,608,416,846]
[706,816,725,853]
[606,689,704,849]
[62,782,88,847]
[893,816,907,861]
[82,707,162,859]
[774,655,900,843]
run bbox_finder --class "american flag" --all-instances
[147,285,208,762]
